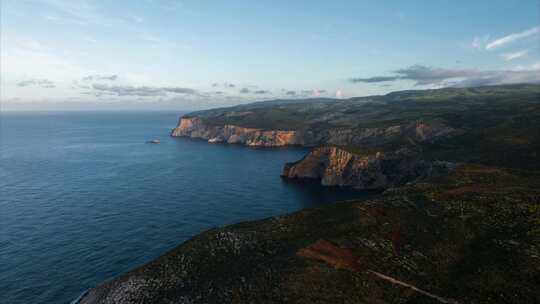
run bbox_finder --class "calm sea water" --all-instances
[0,111,367,304]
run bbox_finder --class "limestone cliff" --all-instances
[282,146,451,190]
[171,117,300,147]
[171,116,458,148]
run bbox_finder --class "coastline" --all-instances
[78,163,540,303]
[77,84,540,303]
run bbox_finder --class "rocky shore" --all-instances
[171,116,459,147]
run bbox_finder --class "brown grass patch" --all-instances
[297,239,361,272]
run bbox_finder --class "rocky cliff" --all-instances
[171,116,458,148]
[282,146,451,190]
[171,117,300,147]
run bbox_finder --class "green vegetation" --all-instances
[83,84,540,303]
[188,84,540,170]
[189,84,540,130]
[82,164,540,303]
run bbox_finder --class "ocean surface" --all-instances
[0,111,366,304]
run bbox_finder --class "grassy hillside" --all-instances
[188,84,540,130]
[186,84,540,169]
[81,163,540,304]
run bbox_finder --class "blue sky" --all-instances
[1,0,539,110]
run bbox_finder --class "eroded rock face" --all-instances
[171,116,209,138]
[171,117,459,148]
[282,146,451,190]
[171,117,301,147]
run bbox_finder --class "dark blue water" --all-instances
[0,112,365,304]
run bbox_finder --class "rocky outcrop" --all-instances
[171,117,459,148]
[282,146,451,190]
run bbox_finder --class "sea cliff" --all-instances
[171,117,300,146]
[171,116,458,148]
[281,146,451,190]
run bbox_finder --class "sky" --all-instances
[1,0,539,111]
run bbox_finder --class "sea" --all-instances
[0,111,366,304]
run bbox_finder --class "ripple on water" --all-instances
[0,112,369,304]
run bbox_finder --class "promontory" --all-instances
[79,84,540,303]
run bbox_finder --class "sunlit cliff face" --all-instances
[172,117,299,147]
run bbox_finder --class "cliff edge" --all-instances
[171,116,458,148]
[281,146,452,190]
[171,117,301,147]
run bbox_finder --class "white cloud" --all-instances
[502,50,528,61]
[485,26,540,50]
[510,61,540,71]
[471,35,490,50]
[17,78,56,88]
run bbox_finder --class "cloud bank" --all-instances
[350,64,540,87]
[17,78,56,88]
[254,90,269,94]
[90,84,198,96]
[350,76,400,83]
[212,83,236,88]
[82,74,118,81]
